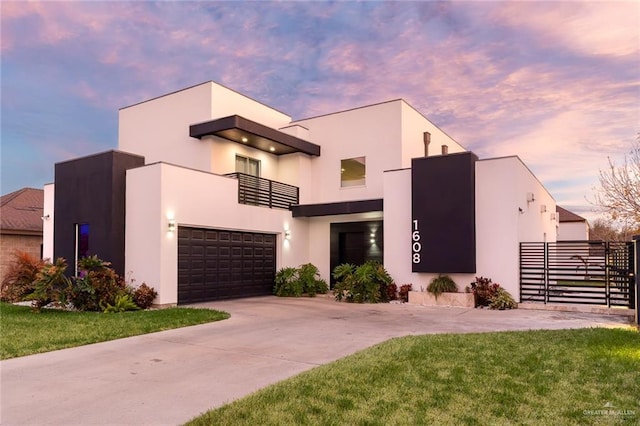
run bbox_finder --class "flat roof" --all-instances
[190,115,320,157]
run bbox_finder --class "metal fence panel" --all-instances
[520,241,634,308]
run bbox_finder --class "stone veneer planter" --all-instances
[408,291,475,308]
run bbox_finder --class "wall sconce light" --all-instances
[526,192,535,203]
[284,229,291,240]
[550,212,557,221]
[167,219,176,233]
[41,214,51,221]
[540,205,547,213]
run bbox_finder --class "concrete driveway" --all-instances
[1,296,632,425]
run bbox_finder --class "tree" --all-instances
[592,134,640,230]
[589,218,637,242]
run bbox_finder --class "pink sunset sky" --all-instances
[1,1,638,224]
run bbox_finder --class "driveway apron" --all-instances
[0,296,631,425]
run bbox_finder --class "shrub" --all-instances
[398,284,412,303]
[26,258,71,312]
[333,261,394,303]
[0,251,45,302]
[132,283,158,309]
[297,263,329,296]
[427,275,458,299]
[471,276,517,309]
[273,264,328,297]
[470,276,499,307]
[70,256,126,311]
[103,294,140,313]
[386,283,398,301]
[489,287,518,310]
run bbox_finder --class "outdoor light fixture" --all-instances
[269,146,276,152]
[168,218,176,232]
[241,137,248,143]
[540,205,547,213]
[41,214,50,221]
[527,192,535,203]
[284,229,291,240]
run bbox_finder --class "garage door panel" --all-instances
[178,226,276,304]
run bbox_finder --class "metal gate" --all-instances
[520,241,635,308]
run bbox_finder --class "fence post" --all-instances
[633,235,639,326]
[544,242,549,304]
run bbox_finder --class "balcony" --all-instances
[225,173,299,210]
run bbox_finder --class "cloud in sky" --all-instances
[1,1,638,224]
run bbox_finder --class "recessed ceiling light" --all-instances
[269,146,275,152]
[241,137,248,143]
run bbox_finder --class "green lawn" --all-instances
[188,328,639,426]
[0,302,229,359]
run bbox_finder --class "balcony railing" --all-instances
[225,173,299,210]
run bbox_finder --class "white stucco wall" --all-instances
[558,221,589,241]
[476,156,556,298]
[119,81,293,177]
[292,101,403,204]
[125,162,308,305]
[42,183,55,261]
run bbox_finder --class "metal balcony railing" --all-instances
[225,173,299,210]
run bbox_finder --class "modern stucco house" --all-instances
[1,188,44,283]
[43,81,558,306]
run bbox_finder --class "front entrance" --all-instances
[330,221,383,282]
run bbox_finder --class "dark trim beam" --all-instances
[190,115,320,157]
[291,199,383,217]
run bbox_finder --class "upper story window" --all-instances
[341,157,366,188]
[236,155,260,177]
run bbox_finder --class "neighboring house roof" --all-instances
[556,206,586,223]
[0,188,44,235]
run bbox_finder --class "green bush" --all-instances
[489,287,518,310]
[69,256,126,312]
[471,276,517,309]
[102,294,140,313]
[0,251,45,302]
[25,258,71,312]
[273,264,328,297]
[427,275,458,300]
[333,261,394,303]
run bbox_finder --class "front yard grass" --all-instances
[188,328,639,426]
[0,302,229,360]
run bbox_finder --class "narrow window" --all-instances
[74,223,89,276]
[340,157,366,187]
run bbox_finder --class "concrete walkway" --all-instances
[1,296,632,425]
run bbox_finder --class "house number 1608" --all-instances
[412,219,421,263]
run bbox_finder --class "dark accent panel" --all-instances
[177,227,276,304]
[291,199,383,218]
[411,152,477,273]
[54,151,145,276]
[190,115,321,156]
[330,221,383,283]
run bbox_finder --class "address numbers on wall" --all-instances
[412,219,421,264]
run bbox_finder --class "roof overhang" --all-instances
[190,115,320,156]
[291,199,383,218]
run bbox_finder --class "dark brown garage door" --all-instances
[177,227,276,304]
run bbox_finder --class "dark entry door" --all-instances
[177,227,276,304]
[339,232,366,266]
